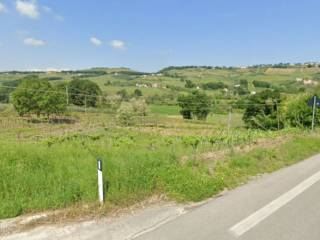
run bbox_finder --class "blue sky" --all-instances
[0,0,320,72]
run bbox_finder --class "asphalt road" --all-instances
[135,154,320,240]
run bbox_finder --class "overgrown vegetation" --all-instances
[243,89,283,130]
[1,64,320,220]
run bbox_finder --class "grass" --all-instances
[1,64,320,219]
[0,114,319,219]
[150,104,180,115]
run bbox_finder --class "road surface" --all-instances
[135,154,320,240]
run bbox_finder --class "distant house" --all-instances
[296,78,318,86]
[303,80,318,86]
[135,83,148,88]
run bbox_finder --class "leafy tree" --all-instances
[133,89,143,97]
[177,94,194,119]
[38,86,67,117]
[68,79,102,107]
[178,91,211,120]
[243,89,283,130]
[12,77,66,117]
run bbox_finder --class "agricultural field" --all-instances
[1,65,320,220]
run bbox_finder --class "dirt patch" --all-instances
[0,195,168,236]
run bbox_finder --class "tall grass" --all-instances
[0,128,319,219]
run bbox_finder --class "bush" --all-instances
[117,99,149,126]
[178,91,211,120]
[243,89,284,130]
[284,94,320,128]
[185,80,196,88]
[202,82,227,90]
[253,80,271,88]
[240,79,248,88]
[133,89,143,97]
[68,79,102,107]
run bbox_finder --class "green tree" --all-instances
[68,79,102,107]
[243,89,283,130]
[12,77,66,117]
[133,89,143,97]
[178,91,211,120]
[185,80,196,88]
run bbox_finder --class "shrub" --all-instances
[117,99,149,126]
[202,82,227,90]
[253,80,271,88]
[133,89,143,97]
[185,80,196,88]
[240,79,248,88]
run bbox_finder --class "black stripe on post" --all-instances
[97,159,102,171]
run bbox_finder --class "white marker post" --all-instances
[97,159,104,204]
[312,96,317,131]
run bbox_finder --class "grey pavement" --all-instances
[135,154,320,240]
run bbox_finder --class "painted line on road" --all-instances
[230,169,320,237]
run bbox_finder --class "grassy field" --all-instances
[1,66,320,220]
[0,105,319,219]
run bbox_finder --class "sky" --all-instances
[0,0,320,72]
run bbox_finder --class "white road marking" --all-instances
[230,170,320,237]
[129,208,187,240]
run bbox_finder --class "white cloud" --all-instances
[24,37,46,46]
[110,40,126,50]
[0,2,8,13]
[16,0,39,19]
[90,37,102,46]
